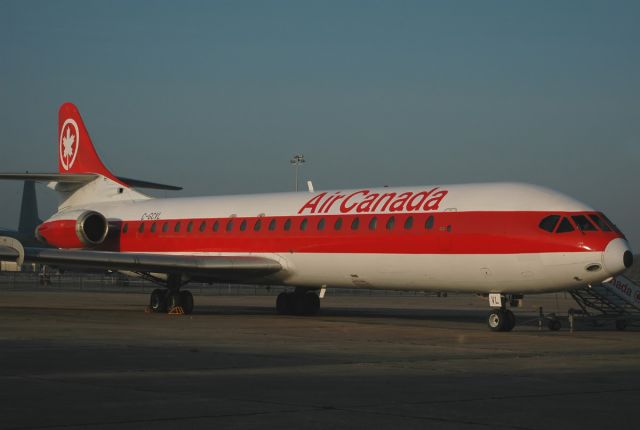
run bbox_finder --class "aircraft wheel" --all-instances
[295,293,320,315]
[166,291,181,312]
[180,290,194,314]
[504,309,516,332]
[150,289,167,313]
[548,319,561,331]
[615,319,628,331]
[488,309,506,332]
[276,292,294,315]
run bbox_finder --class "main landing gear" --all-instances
[276,288,321,315]
[149,274,194,314]
[487,293,519,332]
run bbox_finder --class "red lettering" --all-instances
[371,192,397,212]
[320,192,341,213]
[340,190,369,213]
[325,194,345,213]
[298,192,327,214]
[389,192,413,212]
[406,188,436,211]
[356,193,379,212]
[424,190,448,211]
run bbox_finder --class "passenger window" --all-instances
[174,222,181,233]
[425,215,434,230]
[240,220,247,231]
[150,222,157,233]
[254,219,262,231]
[334,218,343,230]
[539,215,560,233]
[199,221,206,232]
[404,216,414,230]
[300,218,308,231]
[589,214,611,232]
[386,216,395,230]
[162,222,168,233]
[284,219,291,231]
[213,220,219,232]
[123,223,128,234]
[351,218,360,230]
[226,220,234,232]
[556,217,575,233]
[187,221,193,232]
[572,215,596,232]
[269,219,277,231]
[138,222,145,233]
[317,218,325,231]
[369,217,377,231]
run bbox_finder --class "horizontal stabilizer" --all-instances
[0,173,97,183]
[116,176,182,191]
[0,173,182,190]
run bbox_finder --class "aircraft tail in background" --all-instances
[17,180,42,238]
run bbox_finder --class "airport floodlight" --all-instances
[290,154,306,191]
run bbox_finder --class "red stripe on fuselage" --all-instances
[42,211,621,254]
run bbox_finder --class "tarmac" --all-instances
[0,286,639,430]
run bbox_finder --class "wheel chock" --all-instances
[168,306,185,315]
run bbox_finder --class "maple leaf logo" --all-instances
[59,119,79,170]
[62,127,75,161]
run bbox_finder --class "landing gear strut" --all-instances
[149,274,194,314]
[487,293,517,332]
[276,288,320,315]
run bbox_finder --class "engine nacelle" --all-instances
[37,210,109,249]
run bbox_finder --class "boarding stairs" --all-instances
[568,275,640,330]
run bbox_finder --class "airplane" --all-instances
[0,180,43,247]
[0,102,633,331]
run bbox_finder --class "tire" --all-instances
[548,319,561,331]
[615,319,628,331]
[504,309,516,332]
[180,290,194,314]
[276,292,293,315]
[487,310,505,332]
[150,289,167,313]
[166,291,180,312]
[299,293,320,316]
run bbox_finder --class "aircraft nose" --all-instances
[603,238,633,275]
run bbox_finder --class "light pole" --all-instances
[290,154,305,192]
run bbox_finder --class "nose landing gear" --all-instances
[487,293,518,332]
[487,307,516,332]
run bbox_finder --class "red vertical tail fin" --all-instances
[58,102,120,183]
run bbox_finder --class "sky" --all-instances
[1,0,639,246]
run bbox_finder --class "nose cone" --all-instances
[603,238,633,275]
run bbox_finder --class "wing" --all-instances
[0,243,282,282]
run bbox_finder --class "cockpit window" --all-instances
[556,217,575,233]
[601,214,621,233]
[571,215,596,232]
[589,214,611,232]
[539,215,560,232]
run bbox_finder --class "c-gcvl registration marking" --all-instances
[141,212,161,221]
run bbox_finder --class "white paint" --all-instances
[76,182,593,222]
[127,250,610,294]
[489,293,502,307]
